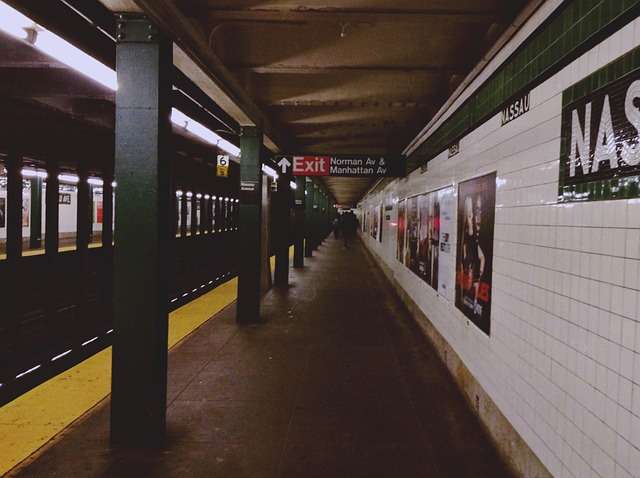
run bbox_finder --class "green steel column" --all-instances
[29,176,42,250]
[293,176,305,268]
[44,160,59,256]
[237,126,263,324]
[274,169,291,286]
[6,151,22,261]
[111,14,172,448]
[180,190,188,237]
[304,178,314,257]
[77,167,90,253]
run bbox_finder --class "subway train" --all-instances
[0,101,252,405]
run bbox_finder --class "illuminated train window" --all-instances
[185,192,192,236]
[58,173,78,252]
[89,177,104,248]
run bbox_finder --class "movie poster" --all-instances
[0,197,5,228]
[405,196,419,271]
[437,187,456,302]
[396,200,406,262]
[455,172,496,336]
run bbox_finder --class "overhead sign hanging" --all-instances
[282,155,404,177]
[216,155,229,177]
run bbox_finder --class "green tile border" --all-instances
[408,0,640,172]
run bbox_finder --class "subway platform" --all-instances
[10,237,512,478]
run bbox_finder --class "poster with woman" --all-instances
[455,172,496,336]
[396,200,406,262]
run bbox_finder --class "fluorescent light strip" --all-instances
[82,336,99,346]
[290,181,297,190]
[15,364,41,379]
[262,164,278,180]
[0,3,241,158]
[21,168,48,179]
[170,109,240,157]
[58,173,79,184]
[0,2,117,90]
[51,349,73,362]
[87,177,103,186]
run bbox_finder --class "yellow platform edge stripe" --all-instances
[0,247,293,476]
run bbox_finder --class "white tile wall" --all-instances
[359,4,640,477]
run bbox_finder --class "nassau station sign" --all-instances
[278,155,405,178]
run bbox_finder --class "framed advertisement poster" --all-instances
[455,172,496,336]
[437,187,455,302]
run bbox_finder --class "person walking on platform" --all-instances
[342,211,357,249]
[332,215,341,239]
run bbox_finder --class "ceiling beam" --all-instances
[228,64,463,75]
[267,100,432,109]
[200,8,499,25]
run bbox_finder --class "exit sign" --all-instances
[292,156,330,176]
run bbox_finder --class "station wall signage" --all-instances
[501,91,530,126]
[281,155,404,178]
[559,53,640,202]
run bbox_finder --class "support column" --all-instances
[29,175,43,250]
[45,160,59,257]
[190,192,197,235]
[312,184,320,250]
[304,178,314,257]
[6,151,22,261]
[180,191,188,237]
[110,14,172,448]
[293,176,305,268]
[274,169,291,286]
[77,167,90,253]
[237,126,263,324]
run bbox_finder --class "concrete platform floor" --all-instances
[10,237,513,478]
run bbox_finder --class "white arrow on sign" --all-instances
[277,158,292,173]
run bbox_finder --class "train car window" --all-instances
[195,193,202,235]
[58,174,78,252]
[89,178,103,248]
[0,158,6,260]
[185,192,192,236]
[22,165,47,256]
